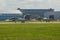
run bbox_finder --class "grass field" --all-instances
[0,23,60,40]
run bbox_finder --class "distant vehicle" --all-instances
[8,17,18,22]
[43,17,50,22]
[43,17,48,20]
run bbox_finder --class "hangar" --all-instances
[17,8,55,20]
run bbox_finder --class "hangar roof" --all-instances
[19,9,54,15]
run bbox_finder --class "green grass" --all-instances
[0,23,60,40]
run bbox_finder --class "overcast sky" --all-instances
[0,0,60,12]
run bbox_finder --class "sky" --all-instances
[0,0,60,13]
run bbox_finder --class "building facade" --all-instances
[18,8,54,20]
[0,8,60,21]
[0,13,22,20]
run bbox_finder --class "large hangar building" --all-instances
[17,8,60,20]
[17,8,55,20]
